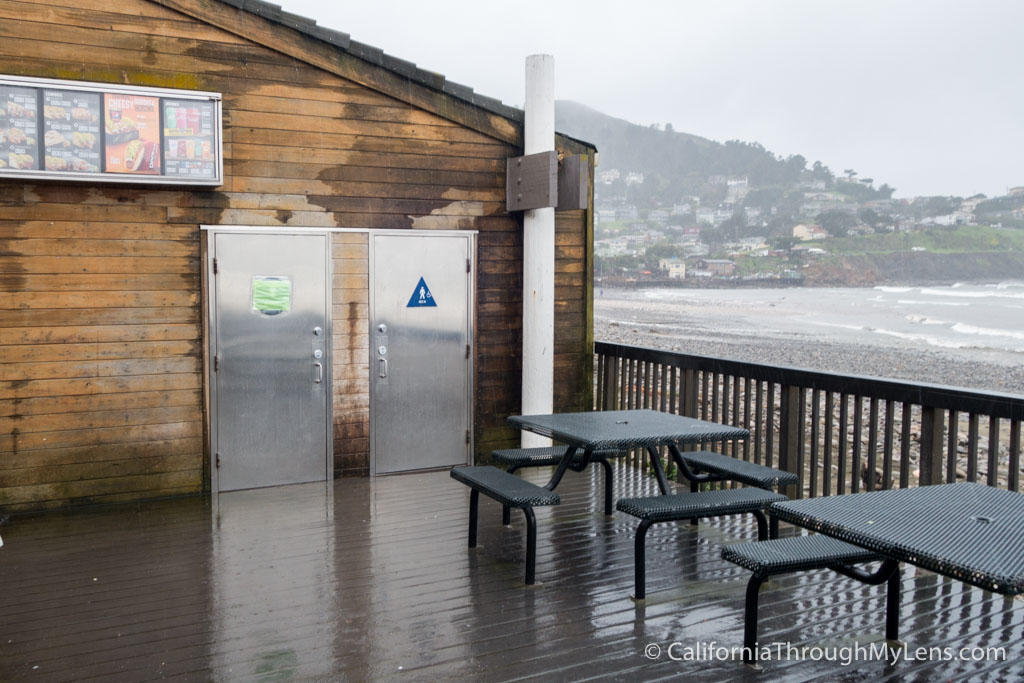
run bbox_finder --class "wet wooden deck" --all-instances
[1,463,1022,681]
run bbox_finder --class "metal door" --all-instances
[210,231,331,491]
[371,232,474,474]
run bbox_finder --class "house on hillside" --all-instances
[793,224,828,240]
[658,258,687,279]
[693,259,736,277]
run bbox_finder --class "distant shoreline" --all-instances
[594,286,1024,395]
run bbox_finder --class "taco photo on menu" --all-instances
[105,115,139,145]
[124,139,147,171]
[44,105,67,120]
[72,107,97,123]
[45,130,69,147]
[6,127,27,145]
[6,100,33,119]
[9,153,34,169]
[71,157,98,173]
[72,131,96,149]
[45,155,69,171]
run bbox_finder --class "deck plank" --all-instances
[0,464,1021,681]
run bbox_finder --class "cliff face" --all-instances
[803,251,1024,286]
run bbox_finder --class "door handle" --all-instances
[314,361,323,384]
[379,357,388,378]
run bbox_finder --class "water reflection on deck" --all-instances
[1,465,1021,681]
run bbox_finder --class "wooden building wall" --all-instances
[0,0,593,510]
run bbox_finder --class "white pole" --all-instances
[522,54,555,448]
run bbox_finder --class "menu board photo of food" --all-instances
[163,98,217,179]
[1,85,39,171]
[0,76,220,184]
[43,90,101,173]
[104,93,161,175]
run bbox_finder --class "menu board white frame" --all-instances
[0,75,222,186]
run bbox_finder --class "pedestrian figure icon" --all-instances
[406,277,437,307]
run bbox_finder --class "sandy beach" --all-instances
[595,287,1024,396]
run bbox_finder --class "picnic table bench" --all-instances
[490,446,623,518]
[723,482,1024,664]
[722,535,884,663]
[617,487,787,599]
[450,466,559,585]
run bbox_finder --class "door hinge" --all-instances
[213,257,218,274]
[465,344,471,359]
[465,429,471,445]
[215,453,220,469]
[213,355,219,372]
[466,258,471,273]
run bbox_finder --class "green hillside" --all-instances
[556,100,812,196]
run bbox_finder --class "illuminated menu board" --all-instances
[163,99,217,180]
[42,90,101,173]
[0,75,221,186]
[1,85,39,171]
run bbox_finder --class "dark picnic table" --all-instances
[508,409,750,494]
[771,482,1024,641]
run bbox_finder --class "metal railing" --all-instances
[595,341,1023,496]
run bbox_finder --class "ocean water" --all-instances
[596,281,1024,368]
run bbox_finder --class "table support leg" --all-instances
[633,518,654,600]
[752,510,768,541]
[646,446,670,494]
[468,489,479,548]
[523,506,537,585]
[600,457,614,515]
[544,445,580,491]
[743,572,768,664]
[834,558,901,640]
[886,563,901,642]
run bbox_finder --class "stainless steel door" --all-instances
[211,231,330,491]
[371,232,473,474]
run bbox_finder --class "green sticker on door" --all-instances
[252,276,292,315]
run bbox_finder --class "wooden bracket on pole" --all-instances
[506,152,589,212]
[556,154,589,211]
[506,151,557,212]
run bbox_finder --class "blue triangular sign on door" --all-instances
[406,277,437,307]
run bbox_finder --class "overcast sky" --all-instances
[275,0,1022,199]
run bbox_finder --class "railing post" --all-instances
[602,355,620,411]
[919,406,945,486]
[682,369,698,418]
[778,385,801,498]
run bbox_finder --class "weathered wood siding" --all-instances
[331,232,369,477]
[0,0,593,511]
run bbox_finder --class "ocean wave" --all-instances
[896,298,970,307]
[874,286,914,293]
[951,322,1024,343]
[810,321,865,332]
[919,287,1024,300]
[906,314,948,325]
[870,327,981,349]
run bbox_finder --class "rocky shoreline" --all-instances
[595,293,1023,490]
[595,300,1024,396]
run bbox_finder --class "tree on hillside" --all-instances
[818,210,857,237]
[771,236,798,251]
[719,209,749,241]
[644,242,686,263]
[744,187,786,210]
[701,225,725,248]
[858,208,881,228]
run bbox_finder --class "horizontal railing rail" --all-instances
[595,341,1023,497]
